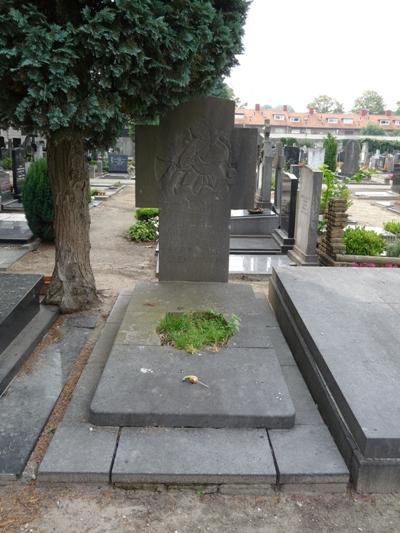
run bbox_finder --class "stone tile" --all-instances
[112,428,276,485]
[229,254,291,276]
[0,220,33,244]
[281,366,324,426]
[0,246,28,270]
[106,289,133,324]
[90,346,295,429]
[269,425,349,484]
[266,326,296,366]
[38,425,118,483]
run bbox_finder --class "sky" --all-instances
[226,0,399,112]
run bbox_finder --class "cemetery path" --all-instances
[9,183,157,315]
[348,198,400,227]
[0,483,399,532]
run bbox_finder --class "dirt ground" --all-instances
[2,184,400,532]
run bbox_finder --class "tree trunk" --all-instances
[45,134,99,313]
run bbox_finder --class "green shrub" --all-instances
[386,240,400,257]
[344,227,385,256]
[135,208,159,221]
[128,220,158,241]
[383,220,400,235]
[386,241,400,257]
[320,165,351,214]
[323,133,337,173]
[22,158,54,242]
[0,157,12,170]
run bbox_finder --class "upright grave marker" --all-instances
[108,153,128,174]
[136,96,257,282]
[256,120,274,208]
[12,148,26,200]
[288,165,322,265]
[341,140,360,177]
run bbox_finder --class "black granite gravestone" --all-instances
[108,154,128,173]
[135,96,257,282]
[12,148,26,199]
[283,146,300,168]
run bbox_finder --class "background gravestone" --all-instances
[288,165,322,265]
[135,96,257,282]
[284,146,300,168]
[341,140,360,177]
[307,147,325,170]
[108,154,128,173]
[12,148,26,200]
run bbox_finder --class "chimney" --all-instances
[361,109,368,117]
[308,107,314,115]
[385,110,392,117]
[255,103,260,112]
[283,105,288,112]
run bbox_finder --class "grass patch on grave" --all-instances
[157,310,240,354]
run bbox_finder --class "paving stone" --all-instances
[90,345,295,428]
[67,313,99,329]
[112,428,277,485]
[0,220,33,244]
[38,424,118,483]
[266,326,296,366]
[269,425,349,484]
[273,267,400,459]
[0,319,92,480]
[281,366,324,426]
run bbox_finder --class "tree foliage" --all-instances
[307,95,344,114]
[323,133,338,172]
[0,0,248,145]
[360,123,386,136]
[273,104,295,112]
[210,79,236,100]
[353,90,385,115]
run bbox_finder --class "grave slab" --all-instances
[112,428,276,485]
[0,273,43,355]
[269,425,349,485]
[90,345,295,428]
[272,267,400,459]
[0,246,28,270]
[0,220,33,243]
[0,316,94,480]
[90,282,294,428]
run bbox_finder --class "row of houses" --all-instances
[235,105,400,137]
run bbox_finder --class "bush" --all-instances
[128,220,158,241]
[22,158,54,242]
[323,133,337,173]
[386,240,400,257]
[136,208,159,221]
[0,157,12,170]
[320,165,351,214]
[344,227,385,256]
[384,220,400,235]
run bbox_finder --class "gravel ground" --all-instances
[2,184,400,531]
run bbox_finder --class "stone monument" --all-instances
[136,96,257,282]
[256,120,274,208]
[341,140,360,177]
[288,165,322,265]
[307,146,325,170]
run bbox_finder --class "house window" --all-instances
[273,114,285,120]
[235,113,244,121]
[327,118,338,124]
[394,120,400,126]
[342,118,353,124]
[380,119,390,125]
[289,117,300,122]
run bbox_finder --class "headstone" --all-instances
[256,120,274,208]
[272,168,298,251]
[135,96,257,282]
[360,142,369,166]
[284,146,300,167]
[392,153,400,192]
[108,153,128,173]
[88,164,96,180]
[12,138,21,148]
[34,141,44,161]
[337,150,345,163]
[96,160,103,174]
[288,165,323,265]
[341,140,360,177]
[12,148,26,200]
[307,147,325,170]
[384,155,394,172]
[0,169,11,203]
[273,142,285,212]
[299,146,308,163]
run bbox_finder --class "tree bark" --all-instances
[45,133,99,313]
